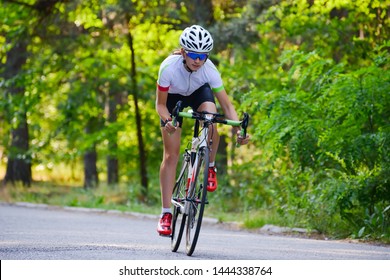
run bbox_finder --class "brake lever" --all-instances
[171,101,183,127]
[236,112,249,148]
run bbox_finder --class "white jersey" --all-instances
[157,55,224,96]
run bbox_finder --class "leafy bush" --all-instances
[237,43,390,240]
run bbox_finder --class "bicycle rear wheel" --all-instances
[185,146,209,256]
[171,153,190,252]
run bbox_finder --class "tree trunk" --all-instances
[216,135,228,176]
[2,34,31,186]
[83,119,99,189]
[4,114,31,186]
[84,147,98,189]
[126,17,148,196]
[106,89,121,185]
[107,152,118,185]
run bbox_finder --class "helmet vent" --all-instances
[179,25,213,53]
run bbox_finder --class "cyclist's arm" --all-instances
[214,89,240,133]
[156,87,172,123]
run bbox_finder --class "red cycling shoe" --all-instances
[157,213,172,236]
[207,167,218,192]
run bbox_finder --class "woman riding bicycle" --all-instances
[156,25,250,236]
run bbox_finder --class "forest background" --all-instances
[1,0,389,242]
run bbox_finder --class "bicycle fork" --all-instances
[183,124,209,215]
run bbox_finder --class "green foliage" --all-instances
[239,44,389,239]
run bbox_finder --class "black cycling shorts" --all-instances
[160,83,216,128]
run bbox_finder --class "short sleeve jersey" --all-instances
[157,55,224,96]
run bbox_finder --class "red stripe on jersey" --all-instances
[157,83,169,92]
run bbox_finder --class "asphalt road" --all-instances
[1,202,389,260]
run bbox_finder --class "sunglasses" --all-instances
[185,51,208,61]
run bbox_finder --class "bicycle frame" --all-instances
[171,113,213,216]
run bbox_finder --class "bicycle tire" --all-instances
[171,153,190,252]
[185,146,209,256]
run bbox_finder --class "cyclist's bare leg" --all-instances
[197,102,219,164]
[160,127,182,209]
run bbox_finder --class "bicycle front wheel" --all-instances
[185,146,209,256]
[171,153,190,252]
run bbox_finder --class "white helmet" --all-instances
[179,25,213,53]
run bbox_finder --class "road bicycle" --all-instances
[169,100,249,256]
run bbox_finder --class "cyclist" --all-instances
[156,25,250,236]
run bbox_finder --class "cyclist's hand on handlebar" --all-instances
[164,119,179,135]
[236,130,250,146]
